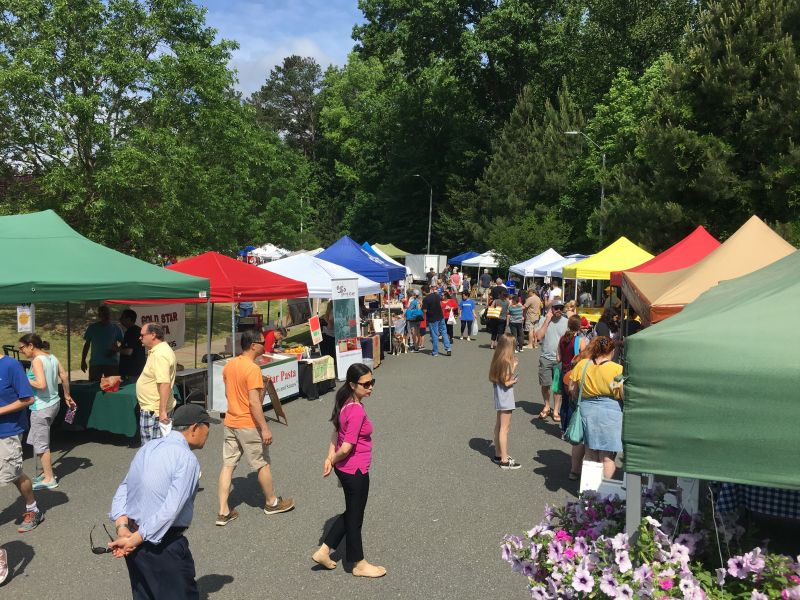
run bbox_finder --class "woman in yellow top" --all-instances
[568,336,624,479]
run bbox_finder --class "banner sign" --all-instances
[16,304,34,333]
[332,278,362,380]
[137,304,186,350]
[261,357,300,399]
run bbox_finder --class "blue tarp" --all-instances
[449,251,480,265]
[318,236,406,283]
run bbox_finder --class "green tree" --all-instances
[248,55,323,159]
[487,211,571,267]
[610,0,800,247]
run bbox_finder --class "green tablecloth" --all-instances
[67,381,139,437]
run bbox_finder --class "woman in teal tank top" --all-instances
[19,334,75,490]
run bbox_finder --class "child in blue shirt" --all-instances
[459,292,476,341]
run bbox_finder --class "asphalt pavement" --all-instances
[0,328,578,599]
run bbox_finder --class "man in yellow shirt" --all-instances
[135,323,177,445]
[215,330,294,526]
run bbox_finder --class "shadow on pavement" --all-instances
[310,515,346,570]
[517,400,543,418]
[0,488,69,527]
[531,449,578,494]
[52,451,94,482]
[197,574,234,599]
[0,540,34,585]
[468,437,495,459]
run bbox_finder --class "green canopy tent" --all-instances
[622,249,799,531]
[0,211,209,303]
[372,243,410,259]
[0,210,210,379]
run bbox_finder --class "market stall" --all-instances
[259,253,381,298]
[621,216,794,325]
[561,237,653,305]
[609,225,719,287]
[623,249,800,532]
[509,248,564,289]
[448,251,480,266]
[532,254,590,278]
[317,236,406,283]
[0,210,210,438]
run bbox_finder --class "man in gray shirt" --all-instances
[535,298,569,423]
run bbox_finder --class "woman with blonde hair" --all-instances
[489,334,520,470]
[564,300,577,318]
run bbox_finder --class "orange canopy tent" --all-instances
[622,216,795,325]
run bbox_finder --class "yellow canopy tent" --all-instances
[562,237,653,280]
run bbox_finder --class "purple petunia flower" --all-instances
[501,543,514,562]
[633,564,652,583]
[599,570,618,596]
[679,577,695,595]
[529,585,549,600]
[571,567,594,594]
[728,556,749,579]
[611,532,628,551]
[751,592,768,600]
[616,583,634,599]
[716,568,727,586]
[744,548,766,574]
[573,537,588,557]
[615,550,633,573]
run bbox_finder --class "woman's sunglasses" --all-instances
[356,379,376,389]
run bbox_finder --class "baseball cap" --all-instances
[172,404,211,427]
[552,297,565,307]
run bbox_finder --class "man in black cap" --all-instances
[108,403,211,600]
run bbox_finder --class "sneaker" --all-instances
[466,337,471,341]
[514,349,519,353]
[459,336,464,340]
[264,497,295,515]
[500,458,522,470]
[215,509,239,526]
[32,477,58,491]
[445,349,452,356]
[17,510,43,533]
[0,548,7,584]
[519,348,524,353]
[32,474,44,484]
[431,353,439,357]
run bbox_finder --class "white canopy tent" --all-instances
[251,243,289,261]
[509,248,564,278]
[534,254,590,278]
[461,250,500,269]
[259,253,381,298]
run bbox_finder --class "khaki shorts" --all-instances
[28,402,61,454]
[0,435,23,486]
[223,426,270,470]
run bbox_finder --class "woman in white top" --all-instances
[19,334,75,490]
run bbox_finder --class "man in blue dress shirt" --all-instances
[108,404,211,599]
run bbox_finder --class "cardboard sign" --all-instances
[136,304,186,349]
[308,315,323,345]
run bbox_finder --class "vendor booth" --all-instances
[259,253,381,298]
[461,250,500,269]
[0,210,210,438]
[562,237,653,281]
[533,254,590,278]
[621,216,795,325]
[623,249,800,533]
[318,236,406,283]
[609,226,719,287]
[509,249,564,288]
[448,251,480,266]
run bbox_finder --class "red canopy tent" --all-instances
[609,226,719,287]
[120,251,308,303]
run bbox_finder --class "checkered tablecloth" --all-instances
[716,483,800,519]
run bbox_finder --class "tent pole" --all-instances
[231,302,236,357]
[65,302,71,380]
[206,299,212,410]
[194,304,198,369]
[267,301,271,325]
[625,473,643,537]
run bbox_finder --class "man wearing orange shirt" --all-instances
[215,330,294,526]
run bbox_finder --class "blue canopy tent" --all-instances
[449,251,480,265]
[318,236,406,283]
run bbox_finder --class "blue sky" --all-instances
[197,0,364,96]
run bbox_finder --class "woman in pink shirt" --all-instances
[312,363,386,578]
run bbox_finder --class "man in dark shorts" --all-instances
[535,299,569,422]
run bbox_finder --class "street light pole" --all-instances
[414,174,433,254]
[565,131,607,248]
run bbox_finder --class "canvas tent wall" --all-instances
[624,249,800,489]
[0,210,209,303]
[621,216,795,324]
[609,226,719,287]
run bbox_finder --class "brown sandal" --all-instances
[538,408,551,420]
[552,415,561,423]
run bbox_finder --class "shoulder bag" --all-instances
[405,299,423,321]
[565,359,592,445]
[486,304,502,319]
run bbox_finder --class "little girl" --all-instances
[489,333,520,469]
